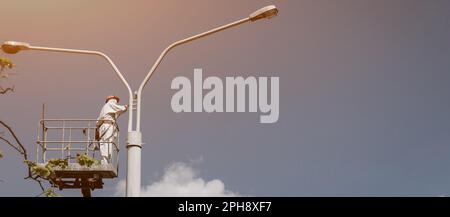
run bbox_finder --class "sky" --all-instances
[1,0,450,196]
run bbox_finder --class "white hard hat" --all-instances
[105,95,120,103]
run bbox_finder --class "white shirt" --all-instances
[97,100,127,122]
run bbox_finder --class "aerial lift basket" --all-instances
[36,119,119,197]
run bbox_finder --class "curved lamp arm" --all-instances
[135,5,278,131]
[29,45,134,131]
[135,17,251,131]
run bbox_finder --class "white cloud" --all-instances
[114,162,238,197]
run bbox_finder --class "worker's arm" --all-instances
[110,102,128,117]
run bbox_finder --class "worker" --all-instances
[96,95,128,165]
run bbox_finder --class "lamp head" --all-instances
[249,5,279,22]
[1,41,31,54]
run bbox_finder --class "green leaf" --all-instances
[43,188,60,197]
[24,160,57,178]
[76,153,99,167]
[0,57,14,71]
[47,158,69,169]
[31,165,52,178]
[24,160,37,167]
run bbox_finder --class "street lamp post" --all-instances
[1,5,278,197]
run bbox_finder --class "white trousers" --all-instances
[98,123,117,164]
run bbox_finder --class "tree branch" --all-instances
[0,120,28,160]
[0,86,15,94]
[0,120,48,195]
[0,136,24,155]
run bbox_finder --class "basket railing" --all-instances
[36,119,119,171]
